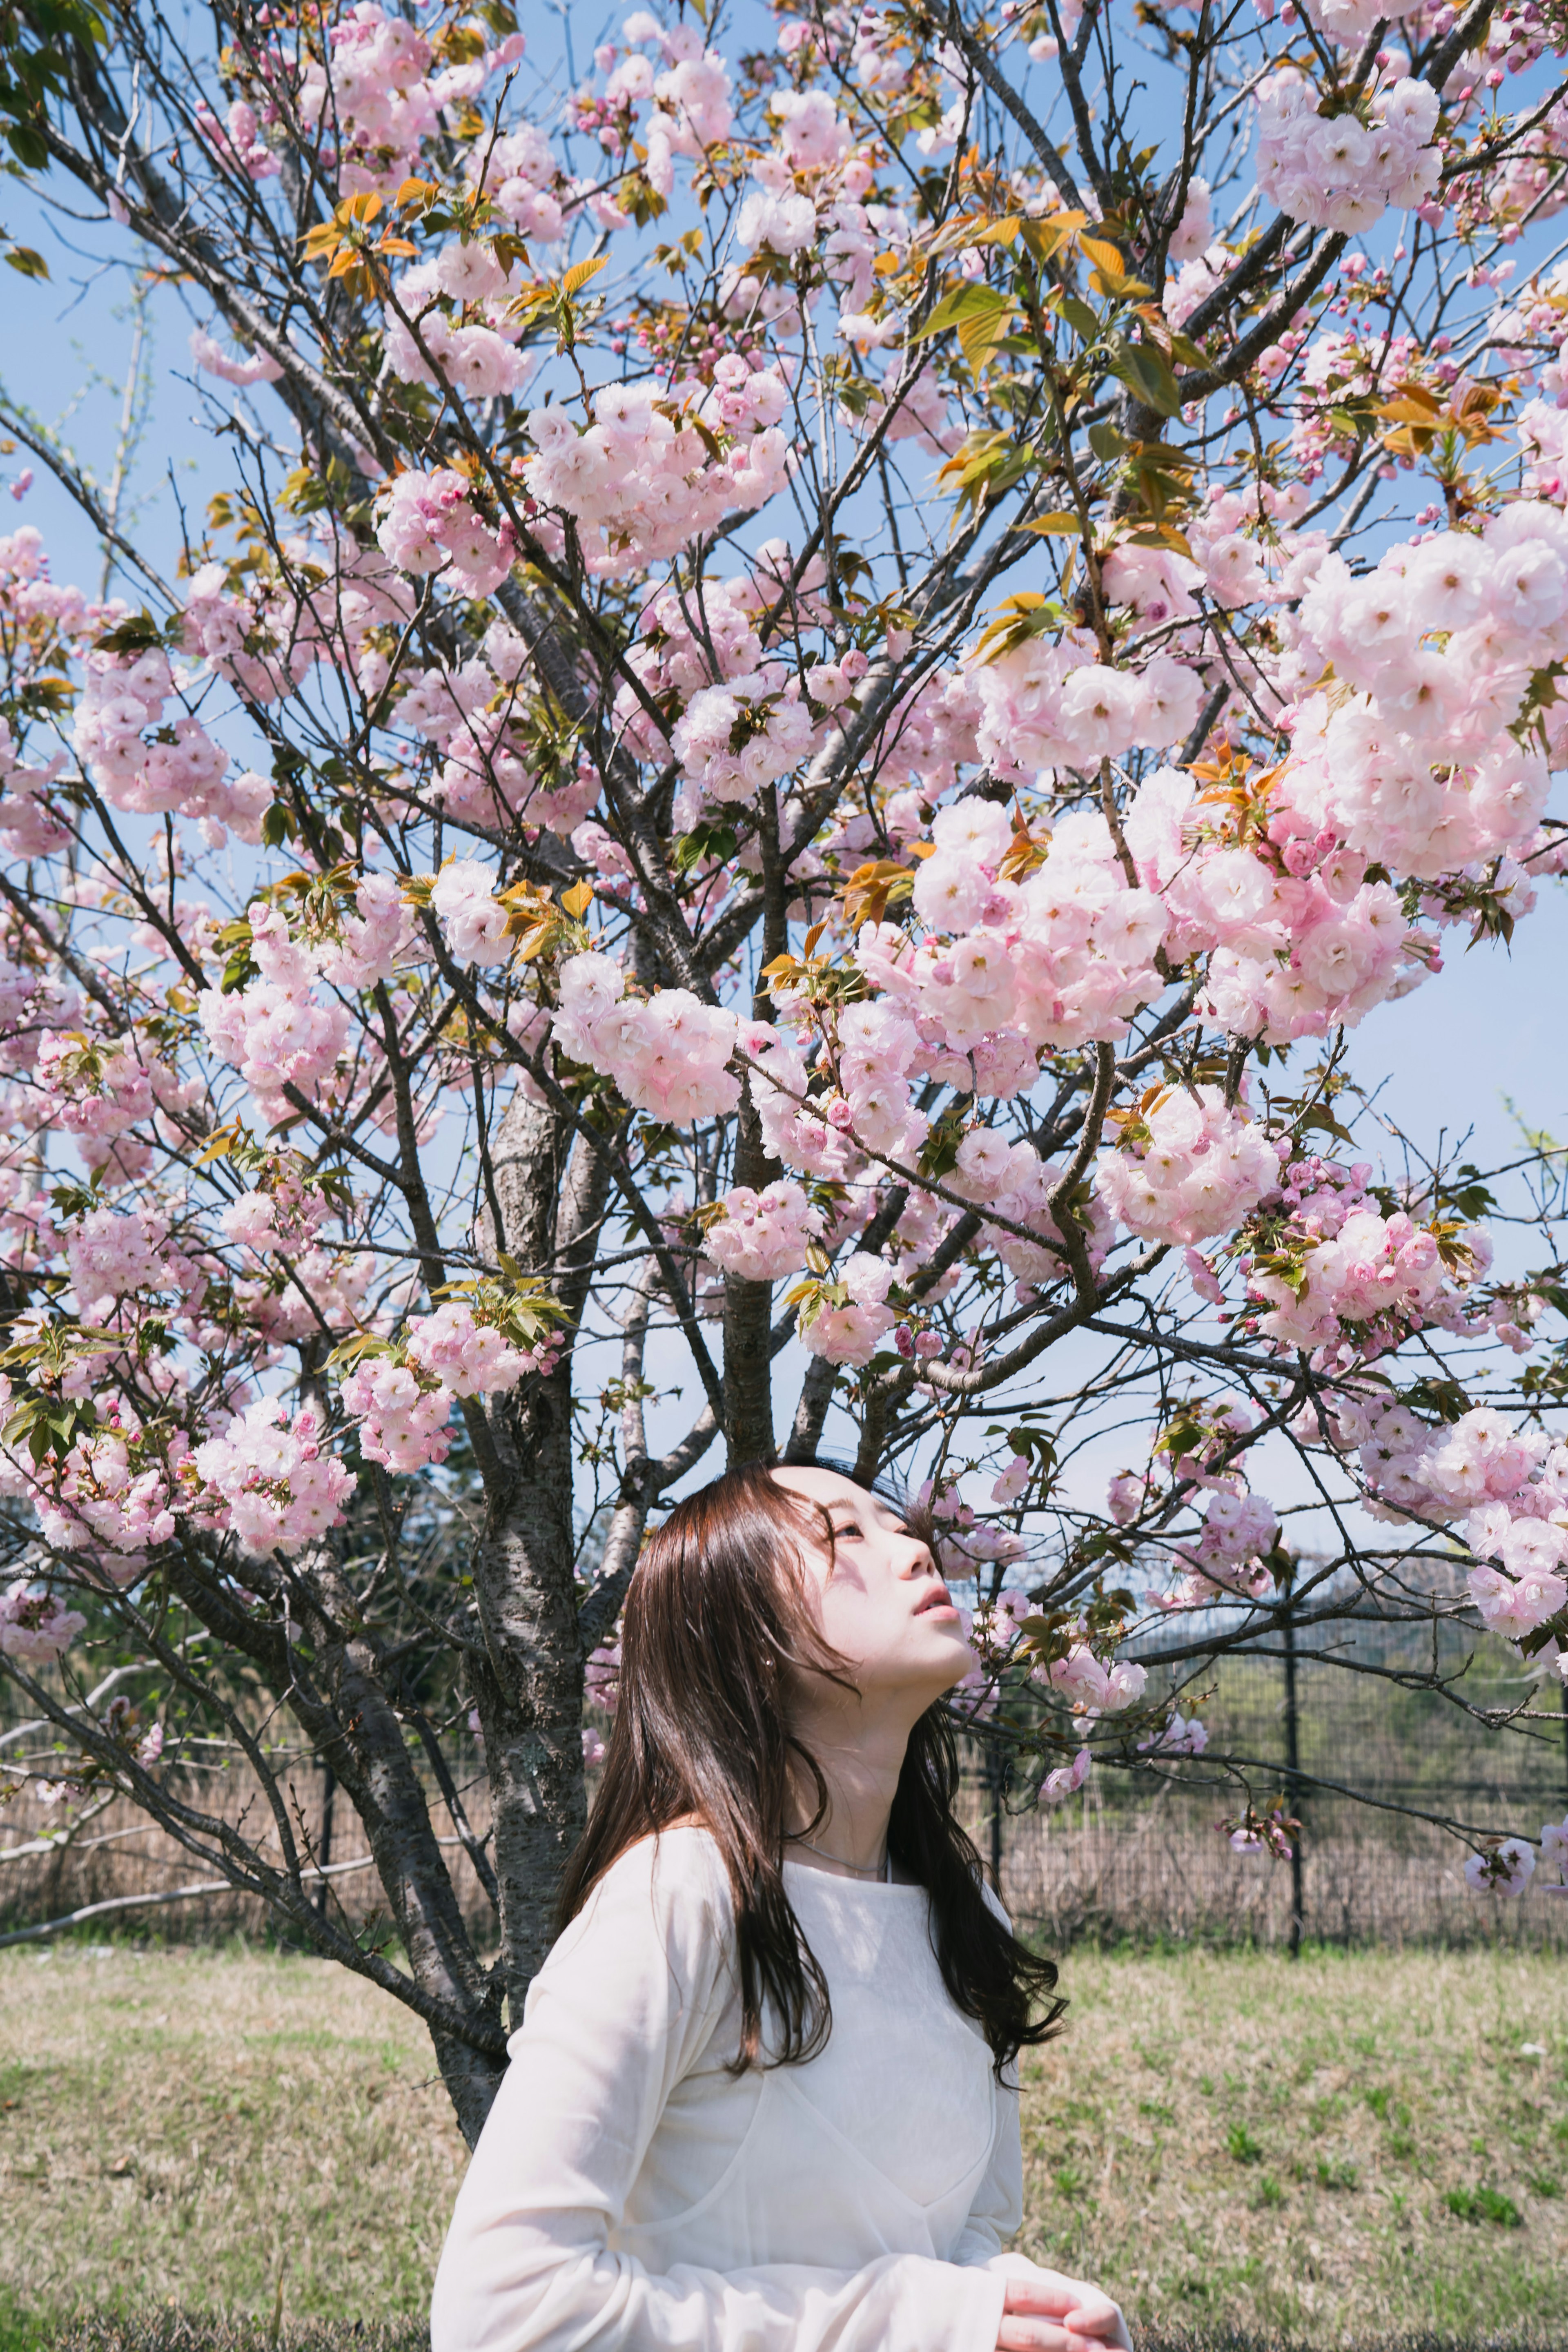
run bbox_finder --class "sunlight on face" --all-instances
[772,1465,974,1704]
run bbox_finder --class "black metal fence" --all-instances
[962,1620,1568,1951]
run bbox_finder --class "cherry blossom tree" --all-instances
[2,0,1568,2142]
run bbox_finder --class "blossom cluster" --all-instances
[857,800,1171,1066]
[1254,73,1440,234]
[1287,506,1568,882]
[0,1578,87,1662]
[72,642,273,847]
[1128,767,1424,1046]
[1097,1085,1282,1248]
[1465,1813,1568,1897]
[701,1182,826,1283]
[1244,1162,1492,1363]
[552,953,742,1124]
[342,1300,560,1471]
[972,633,1205,779]
[189,1396,357,1557]
[521,367,791,575]
[375,468,517,597]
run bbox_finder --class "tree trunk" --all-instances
[722,1085,777,1465]
[468,1089,601,2101]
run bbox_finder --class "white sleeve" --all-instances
[950,2065,1025,2267]
[430,1833,1007,2352]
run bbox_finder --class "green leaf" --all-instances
[4,244,49,280]
[672,820,738,873]
[1110,339,1183,417]
[260,802,296,848]
[1056,295,1101,342]
[93,610,166,655]
[908,282,1008,345]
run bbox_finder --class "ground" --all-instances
[1,1940,1563,2346]
[1015,1946,1568,2345]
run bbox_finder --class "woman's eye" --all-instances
[830,1523,861,1541]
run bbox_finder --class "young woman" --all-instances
[431,1460,1132,2352]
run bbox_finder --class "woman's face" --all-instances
[772,1465,974,1705]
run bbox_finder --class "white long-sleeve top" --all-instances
[430,1824,1036,2352]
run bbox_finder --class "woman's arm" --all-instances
[951,2063,1025,2267]
[430,1831,1009,2352]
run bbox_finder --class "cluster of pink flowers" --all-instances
[65,1201,200,1317]
[220,1162,330,1257]
[388,628,592,835]
[194,95,281,182]
[1254,72,1440,234]
[340,1359,453,1473]
[0,713,69,857]
[0,1578,87,1661]
[1287,506,1568,879]
[797,1250,898,1364]
[179,560,313,713]
[670,670,815,806]
[1294,1394,1567,1668]
[857,801,1170,1067]
[383,245,532,401]
[429,861,511,965]
[521,368,791,576]
[405,1300,545,1395]
[701,1182,826,1282]
[375,468,517,596]
[293,2,526,196]
[1128,768,1423,1046]
[972,633,1205,778]
[1245,1166,1488,1360]
[189,1396,357,1556]
[1097,1085,1281,1248]
[552,953,742,1123]
[195,883,411,1129]
[33,1413,179,1580]
[72,641,271,844]
[35,1032,155,1173]
[1040,1643,1149,1712]
[1152,1485,1282,1611]
[198,904,352,1125]
[949,1127,1115,1291]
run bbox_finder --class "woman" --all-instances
[431,1461,1131,2352]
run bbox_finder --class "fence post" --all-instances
[1282,1561,1304,1957]
[314,1763,336,1917]
[989,1730,1005,1898]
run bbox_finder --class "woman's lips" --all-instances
[915,1588,957,1617]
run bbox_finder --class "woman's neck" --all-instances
[784,1697,915,1877]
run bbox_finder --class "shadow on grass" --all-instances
[11,2317,1568,2352]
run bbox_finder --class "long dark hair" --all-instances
[558,1460,1066,2078]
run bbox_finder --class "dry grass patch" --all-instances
[0,1941,467,2327]
[1018,1946,1568,2347]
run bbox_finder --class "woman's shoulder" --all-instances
[570,1819,736,1951]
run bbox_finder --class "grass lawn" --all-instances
[1,1939,1564,2346]
[0,1941,468,2332]
[1016,1946,1568,2346]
